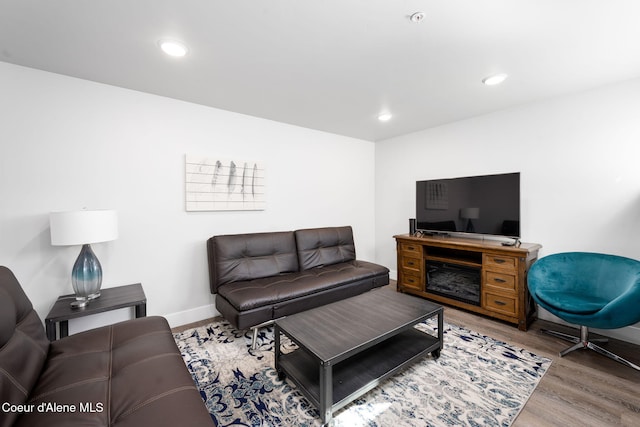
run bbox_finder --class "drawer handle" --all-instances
[493,258,506,264]
[407,278,416,283]
[407,261,415,266]
[407,246,415,251]
[493,300,507,306]
[493,278,506,283]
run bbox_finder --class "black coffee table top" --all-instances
[275,286,442,363]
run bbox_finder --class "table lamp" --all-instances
[50,209,118,308]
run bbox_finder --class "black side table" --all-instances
[45,283,147,341]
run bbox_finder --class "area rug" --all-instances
[173,319,551,427]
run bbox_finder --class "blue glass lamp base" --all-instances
[71,244,103,308]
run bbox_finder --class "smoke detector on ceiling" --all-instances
[410,12,426,23]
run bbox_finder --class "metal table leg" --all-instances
[319,360,333,426]
[275,325,282,377]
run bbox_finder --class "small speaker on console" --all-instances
[409,218,416,235]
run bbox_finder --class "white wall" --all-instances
[3,59,639,344]
[375,77,640,344]
[0,62,377,332]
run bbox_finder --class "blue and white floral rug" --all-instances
[174,318,550,427]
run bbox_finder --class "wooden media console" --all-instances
[394,234,542,331]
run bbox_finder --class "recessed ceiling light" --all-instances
[482,73,508,86]
[410,12,426,23]
[159,40,188,57]
[378,113,393,122]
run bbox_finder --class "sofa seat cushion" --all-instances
[14,316,212,427]
[218,260,389,312]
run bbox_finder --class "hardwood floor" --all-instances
[173,284,640,426]
[443,305,640,427]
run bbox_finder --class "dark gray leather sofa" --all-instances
[0,266,212,427]
[207,226,389,343]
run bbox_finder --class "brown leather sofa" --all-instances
[207,226,389,342]
[0,266,212,427]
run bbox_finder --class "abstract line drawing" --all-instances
[185,155,266,211]
[425,182,448,210]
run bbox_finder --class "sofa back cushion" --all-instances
[0,266,50,427]
[207,231,299,293]
[295,226,356,271]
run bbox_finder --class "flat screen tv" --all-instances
[416,172,520,238]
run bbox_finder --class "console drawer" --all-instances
[399,271,422,291]
[484,254,517,272]
[485,271,516,292]
[400,242,422,257]
[401,255,421,272]
[483,291,517,316]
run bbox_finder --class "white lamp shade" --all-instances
[50,210,118,246]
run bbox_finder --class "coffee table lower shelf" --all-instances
[277,327,440,418]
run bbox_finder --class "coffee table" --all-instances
[274,287,443,426]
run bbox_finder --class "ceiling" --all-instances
[2,1,640,142]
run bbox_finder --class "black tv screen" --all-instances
[416,172,520,237]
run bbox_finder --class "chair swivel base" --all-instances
[542,325,640,371]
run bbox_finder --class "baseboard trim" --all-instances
[538,308,640,345]
[164,303,220,329]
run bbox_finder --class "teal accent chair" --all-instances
[528,252,640,370]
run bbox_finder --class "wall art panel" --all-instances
[185,155,266,211]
